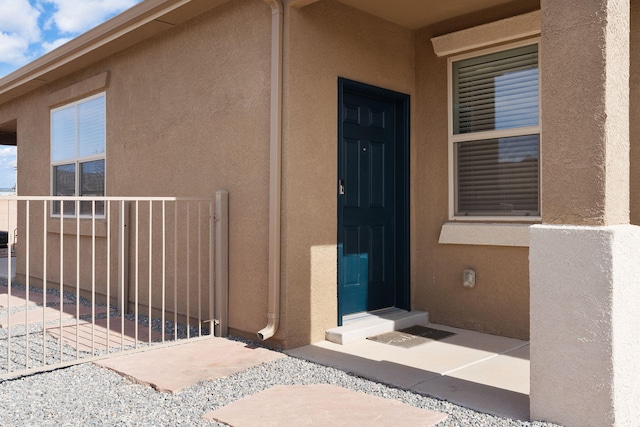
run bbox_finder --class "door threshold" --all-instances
[327,310,429,345]
[342,307,406,326]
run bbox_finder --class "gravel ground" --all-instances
[0,349,563,427]
[0,277,562,426]
[0,276,208,375]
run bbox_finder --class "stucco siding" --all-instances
[0,0,273,335]
[105,0,272,334]
[630,2,640,225]
[0,0,544,347]
[280,0,415,347]
[412,9,536,340]
[281,1,535,345]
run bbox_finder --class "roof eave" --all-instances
[0,0,228,105]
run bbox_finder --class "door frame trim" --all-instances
[337,78,411,325]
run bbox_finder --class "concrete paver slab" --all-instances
[47,317,166,352]
[0,303,112,328]
[203,384,447,427]
[0,284,72,307]
[0,293,68,308]
[96,338,286,393]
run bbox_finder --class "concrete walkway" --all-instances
[288,324,530,420]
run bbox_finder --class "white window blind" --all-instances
[453,44,538,134]
[51,93,106,216]
[51,106,76,162]
[456,135,539,215]
[77,96,106,158]
[451,44,539,217]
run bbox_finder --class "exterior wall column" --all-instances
[530,1,640,426]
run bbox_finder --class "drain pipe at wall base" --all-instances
[258,0,283,341]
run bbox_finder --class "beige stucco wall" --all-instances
[280,0,539,347]
[104,0,272,330]
[541,0,629,226]
[630,2,640,225]
[413,1,540,340]
[279,0,416,347]
[0,0,272,333]
[412,9,535,340]
[0,0,543,348]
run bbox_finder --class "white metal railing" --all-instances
[0,194,228,379]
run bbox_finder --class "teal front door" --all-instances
[337,79,410,323]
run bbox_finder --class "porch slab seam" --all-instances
[439,342,530,377]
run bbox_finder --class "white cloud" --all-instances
[0,0,141,77]
[0,0,42,66]
[43,0,139,34]
[0,146,17,188]
[0,147,16,166]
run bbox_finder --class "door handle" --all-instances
[338,179,345,195]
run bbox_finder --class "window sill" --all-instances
[438,222,532,247]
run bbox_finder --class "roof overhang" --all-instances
[0,131,17,145]
[0,0,228,105]
[1,0,534,105]
[290,0,521,30]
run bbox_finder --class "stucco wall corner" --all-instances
[540,0,630,226]
[529,224,640,425]
[610,224,640,424]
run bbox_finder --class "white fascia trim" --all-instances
[431,10,540,57]
[439,222,531,247]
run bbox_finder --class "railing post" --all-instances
[118,200,130,314]
[215,191,229,337]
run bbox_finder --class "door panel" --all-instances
[338,91,396,316]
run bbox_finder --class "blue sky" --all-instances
[0,0,141,188]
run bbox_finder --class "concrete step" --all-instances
[326,309,429,345]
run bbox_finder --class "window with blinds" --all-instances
[450,43,539,217]
[51,93,106,216]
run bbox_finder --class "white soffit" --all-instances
[439,223,531,247]
[291,0,518,30]
[289,0,319,8]
[431,10,541,57]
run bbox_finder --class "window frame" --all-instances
[50,92,106,218]
[447,38,541,222]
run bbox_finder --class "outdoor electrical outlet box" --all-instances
[463,269,476,288]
